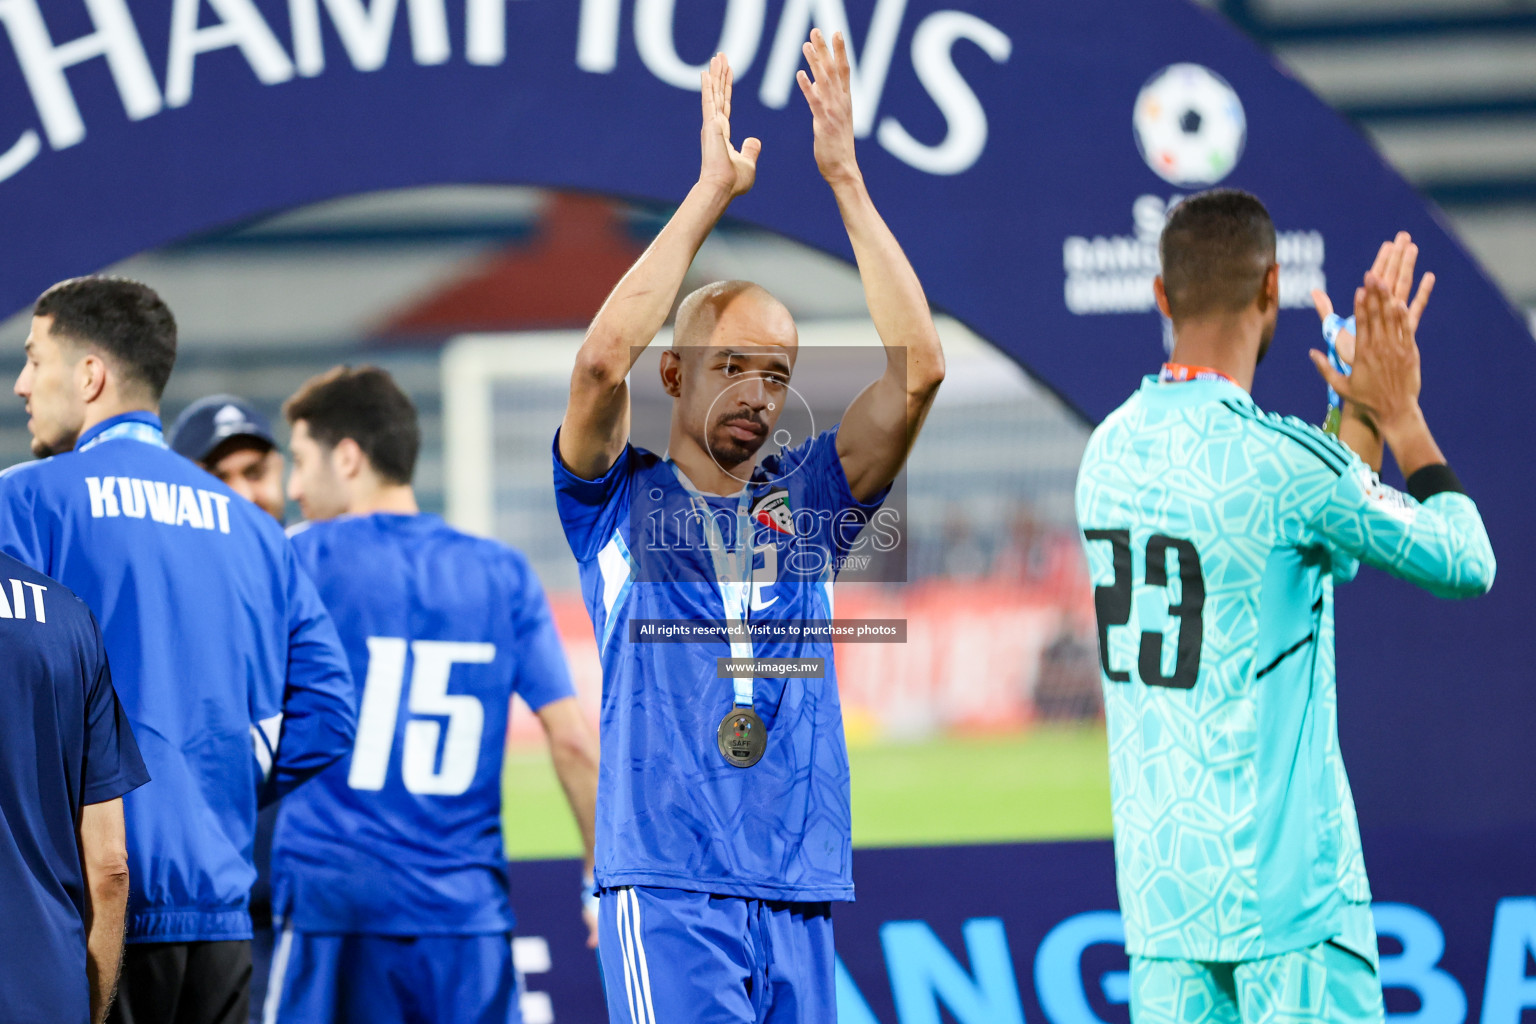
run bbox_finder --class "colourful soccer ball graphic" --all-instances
[1133,63,1247,186]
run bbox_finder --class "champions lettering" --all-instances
[0,0,1011,188]
[85,475,233,533]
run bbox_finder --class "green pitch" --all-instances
[501,725,1112,860]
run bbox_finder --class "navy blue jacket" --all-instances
[0,551,148,1022]
[0,412,357,942]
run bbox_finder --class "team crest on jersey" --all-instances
[752,490,794,536]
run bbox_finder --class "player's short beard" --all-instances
[706,410,768,469]
[29,426,75,459]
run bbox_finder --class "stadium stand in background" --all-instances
[1206,0,1536,334]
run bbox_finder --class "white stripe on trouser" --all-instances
[616,891,640,1024]
[615,889,658,1024]
[262,922,295,1024]
[626,890,657,1024]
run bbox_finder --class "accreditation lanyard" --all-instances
[77,419,168,453]
[1159,362,1237,385]
[667,461,758,709]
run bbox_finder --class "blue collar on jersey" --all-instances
[76,411,167,453]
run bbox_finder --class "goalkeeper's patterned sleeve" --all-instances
[1282,428,1495,599]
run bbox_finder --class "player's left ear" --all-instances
[332,436,366,481]
[1259,263,1280,312]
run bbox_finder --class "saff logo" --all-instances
[1133,63,1247,186]
[752,491,794,536]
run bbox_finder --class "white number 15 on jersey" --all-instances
[348,637,495,797]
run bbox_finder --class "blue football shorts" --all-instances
[597,886,835,1024]
[262,927,522,1024]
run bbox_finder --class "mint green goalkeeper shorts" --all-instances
[1129,908,1384,1024]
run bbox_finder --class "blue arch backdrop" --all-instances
[1,1,1531,1019]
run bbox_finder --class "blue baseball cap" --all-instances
[168,395,278,464]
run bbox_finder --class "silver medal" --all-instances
[717,708,767,768]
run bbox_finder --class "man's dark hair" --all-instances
[284,365,420,485]
[35,276,177,400]
[1158,189,1277,320]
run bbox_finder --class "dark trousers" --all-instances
[107,940,251,1024]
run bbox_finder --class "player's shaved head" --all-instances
[661,280,797,475]
[673,280,797,356]
[1158,189,1277,321]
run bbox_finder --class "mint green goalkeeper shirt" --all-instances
[1075,375,1495,962]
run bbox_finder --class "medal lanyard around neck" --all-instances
[667,460,756,709]
[77,420,167,453]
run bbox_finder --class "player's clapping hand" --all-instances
[797,30,862,188]
[1311,272,1424,436]
[1311,231,1435,367]
[699,53,761,200]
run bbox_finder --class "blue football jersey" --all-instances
[552,424,890,902]
[0,552,148,1024]
[271,513,576,935]
[0,412,356,944]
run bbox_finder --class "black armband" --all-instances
[1406,463,1465,502]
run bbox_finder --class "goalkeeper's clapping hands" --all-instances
[1311,231,1435,371]
[1310,248,1448,478]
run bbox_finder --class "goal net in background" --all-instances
[441,319,1101,746]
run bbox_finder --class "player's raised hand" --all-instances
[1311,273,1422,433]
[1372,231,1436,334]
[1311,232,1435,366]
[699,52,761,200]
[797,30,862,188]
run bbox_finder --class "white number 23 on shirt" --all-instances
[347,637,494,796]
